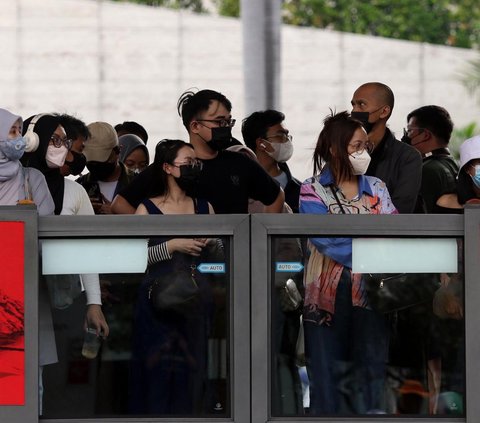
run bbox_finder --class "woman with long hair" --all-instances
[299,111,397,414]
[130,139,220,415]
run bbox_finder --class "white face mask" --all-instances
[264,139,294,163]
[46,145,68,168]
[349,150,371,175]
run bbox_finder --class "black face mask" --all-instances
[401,130,412,145]
[208,127,234,151]
[401,129,429,148]
[65,151,87,176]
[87,161,116,181]
[351,111,374,133]
[174,164,202,193]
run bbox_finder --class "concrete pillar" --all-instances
[241,0,282,115]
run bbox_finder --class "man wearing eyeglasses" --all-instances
[112,89,285,214]
[402,105,459,213]
[241,109,304,414]
[400,105,461,412]
[350,82,422,213]
[241,110,300,213]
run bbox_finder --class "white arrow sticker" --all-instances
[197,263,226,273]
[275,262,304,272]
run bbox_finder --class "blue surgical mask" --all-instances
[471,165,480,189]
[0,136,27,161]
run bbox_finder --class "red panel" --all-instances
[0,222,25,405]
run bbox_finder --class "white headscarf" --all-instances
[0,108,23,201]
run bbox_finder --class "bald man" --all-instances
[351,82,422,213]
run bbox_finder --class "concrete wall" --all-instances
[2,0,479,181]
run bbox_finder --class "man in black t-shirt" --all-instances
[111,89,284,214]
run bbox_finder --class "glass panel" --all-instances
[271,236,305,416]
[40,236,230,419]
[271,236,465,417]
[352,238,458,273]
[42,239,148,274]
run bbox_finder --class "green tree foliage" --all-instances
[215,0,240,17]
[281,0,480,48]
[115,0,480,49]
[214,0,479,48]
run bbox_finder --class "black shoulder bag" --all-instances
[148,262,199,313]
[147,199,208,313]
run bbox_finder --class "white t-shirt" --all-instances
[60,178,101,305]
[61,178,95,216]
[98,180,118,203]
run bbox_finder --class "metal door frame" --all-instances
[251,213,469,423]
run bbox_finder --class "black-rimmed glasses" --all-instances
[171,158,203,170]
[50,134,73,150]
[196,118,236,128]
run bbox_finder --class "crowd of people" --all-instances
[0,81,473,416]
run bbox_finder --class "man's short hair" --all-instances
[56,113,90,141]
[407,105,454,144]
[241,110,285,151]
[177,89,232,130]
[114,121,148,144]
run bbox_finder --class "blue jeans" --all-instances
[304,268,389,415]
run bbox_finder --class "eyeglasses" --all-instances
[348,141,374,154]
[404,127,426,137]
[265,133,293,143]
[50,134,72,150]
[196,118,236,128]
[171,158,203,170]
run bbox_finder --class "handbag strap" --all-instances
[329,185,346,214]
[143,198,162,215]
[194,197,209,214]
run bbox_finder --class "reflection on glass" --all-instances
[41,237,230,419]
[271,236,305,416]
[271,236,465,417]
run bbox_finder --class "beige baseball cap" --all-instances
[84,122,119,162]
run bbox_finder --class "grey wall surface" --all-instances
[2,0,479,181]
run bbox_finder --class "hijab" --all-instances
[0,108,23,180]
[0,108,24,204]
[21,114,65,214]
[119,134,150,164]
